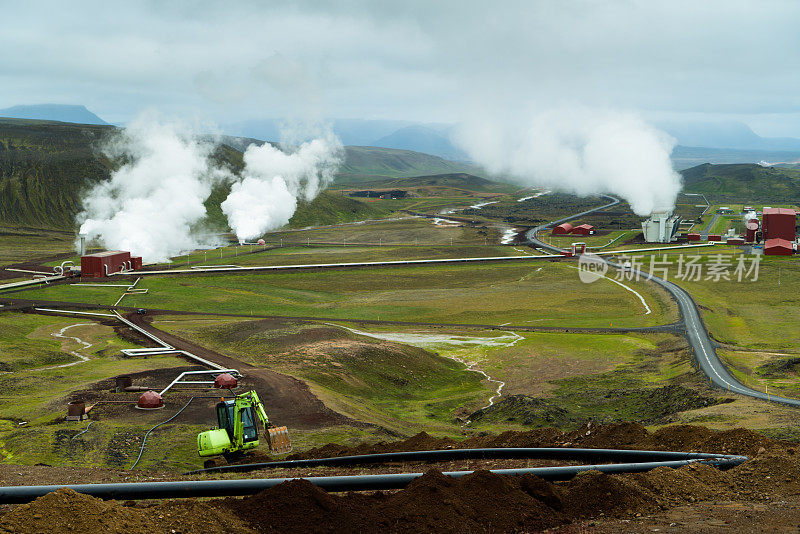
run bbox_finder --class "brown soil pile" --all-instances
[0,488,159,534]
[292,423,790,460]
[0,488,256,534]
[229,470,564,533]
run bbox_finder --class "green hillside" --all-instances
[0,119,113,227]
[336,146,480,184]
[681,163,800,201]
[288,191,392,228]
[336,172,514,194]
[0,119,473,231]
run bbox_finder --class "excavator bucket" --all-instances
[268,426,292,454]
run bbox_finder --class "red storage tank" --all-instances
[80,251,132,278]
[687,233,701,242]
[137,391,163,409]
[745,220,759,243]
[763,208,796,241]
[552,223,573,235]
[707,234,722,242]
[214,373,238,389]
[572,224,595,235]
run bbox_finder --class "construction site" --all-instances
[5,4,800,530]
[2,179,800,532]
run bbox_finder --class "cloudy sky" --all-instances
[3,0,800,135]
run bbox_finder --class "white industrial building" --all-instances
[642,211,682,243]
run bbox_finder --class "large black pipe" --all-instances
[184,447,747,475]
[0,449,747,504]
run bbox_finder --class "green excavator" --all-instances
[197,390,291,465]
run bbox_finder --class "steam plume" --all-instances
[77,114,342,260]
[454,108,682,215]
[78,116,229,262]
[221,131,342,242]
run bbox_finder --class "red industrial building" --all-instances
[707,234,722,242]
[572,224,595,236]
[687,233,701,242]
[552,223,573,235]
[726,237,745,245]
[81,251,141,277]
[765,238,794,256]
[762,208,797,241]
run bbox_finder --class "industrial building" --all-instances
[552,223,573,235]
[81,251,141,278]
[642,211,682,243]
[765,238,794,256]
[762,208,797,241]
[572,224,595,236]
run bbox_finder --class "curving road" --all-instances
[526,197,800,407]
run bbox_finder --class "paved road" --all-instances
[700,213,720,239]
[525,199,800,407]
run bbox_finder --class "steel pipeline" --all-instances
[0,448,746,503]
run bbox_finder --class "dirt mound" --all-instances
[560,471,658,519]
[695,428,779,456]
[231,479,344,532]
[732,450,800,496]
[0,487,257,534]
[0,487,158,534]
[632,464,734,506]
[378,470,563,532]
[228,471,564,533]
[294,423,791,461]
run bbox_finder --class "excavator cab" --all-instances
[198,390,291,460]
[217,400,258,444]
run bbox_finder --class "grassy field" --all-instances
[0,226,76,267]
[153,315,800,439]
[547,230,636,249]
[0,312,212,468]
[151,316,489,432]
[263,217,505,246]
[18,260,678,328]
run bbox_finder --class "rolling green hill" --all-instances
[681,163,800,201]
[336,146,480,184]
[288,191,392,228]
[335,172,514,194]
[0,119,476,231]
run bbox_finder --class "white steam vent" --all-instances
[221,133,342,242]
[76,113,342,262]
[453,108,683,216]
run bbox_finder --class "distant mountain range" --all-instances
[5,104,800,170]
[0,104,108,125]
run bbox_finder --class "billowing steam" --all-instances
[78,116,230,262]
[453,108,682,215]
[78,115,342,262]
[743,210,757,223]
[221,133,342,242]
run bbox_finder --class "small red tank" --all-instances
[214,373,238,389]
[137,391,163,409]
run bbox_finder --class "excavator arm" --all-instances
[236,391,291,454]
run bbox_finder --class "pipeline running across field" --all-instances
[0,448,747,503]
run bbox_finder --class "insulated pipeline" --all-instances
[183,447,746,475]
[0,448,747,503]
